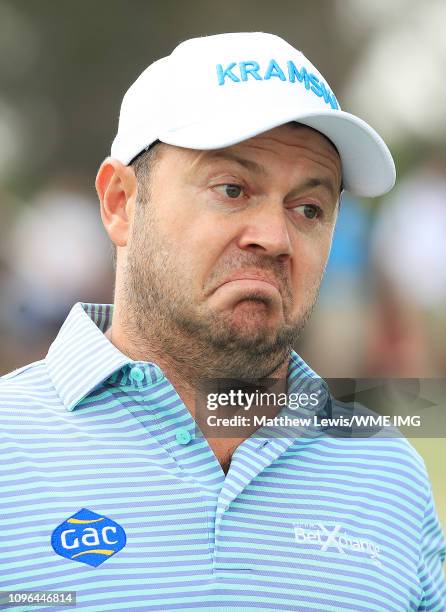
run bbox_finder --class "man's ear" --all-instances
[95,158,137,249]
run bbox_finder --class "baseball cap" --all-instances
[111,32,396,197]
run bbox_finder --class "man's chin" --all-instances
[213,317,292,354]
[229,298,283,328]
[207,324,292,380]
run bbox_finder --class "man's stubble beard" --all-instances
[121,204,322,381]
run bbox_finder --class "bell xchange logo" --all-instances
[293,521,382,567]
[51,508,126,567]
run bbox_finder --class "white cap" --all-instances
[111,32,396,197]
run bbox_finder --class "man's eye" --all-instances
[294,204,322,219]
[214,184,244,199]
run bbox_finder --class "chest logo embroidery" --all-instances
[292,521,382,566]
[51,508,126,567]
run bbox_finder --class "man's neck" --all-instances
[103,321,291,474]
[103,321,290,420]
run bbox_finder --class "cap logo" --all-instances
[216,59,339,110]
[51,508,126,567]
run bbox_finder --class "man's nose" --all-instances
[237,199,293,259]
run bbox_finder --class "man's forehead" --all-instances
[193,149,267,175]
[183,123,341,186]
[192,123,340,165]
[287,121,340,156]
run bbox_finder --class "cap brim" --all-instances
[158,107,395,198]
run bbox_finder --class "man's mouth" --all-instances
[215,269,281,294]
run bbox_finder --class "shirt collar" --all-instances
[45,302,131,412]
[45,302,323,413]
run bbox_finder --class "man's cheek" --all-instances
[299,244,327,280]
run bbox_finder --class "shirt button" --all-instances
[175,428,192,445]
[129,366,145,383]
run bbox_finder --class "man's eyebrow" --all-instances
[300,177,339,200]
[202,152,341,198]
[204,151,267,175]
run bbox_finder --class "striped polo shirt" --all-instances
[1,302,445,611]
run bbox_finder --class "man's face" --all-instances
[123,123,341,378]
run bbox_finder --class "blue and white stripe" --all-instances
[1,302,445,611]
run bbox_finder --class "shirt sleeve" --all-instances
[417,483,446,611]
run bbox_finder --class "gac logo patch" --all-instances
[51,508,126,567]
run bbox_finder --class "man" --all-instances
[1,32,445,611]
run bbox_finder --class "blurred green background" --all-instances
[0,0,445,550]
